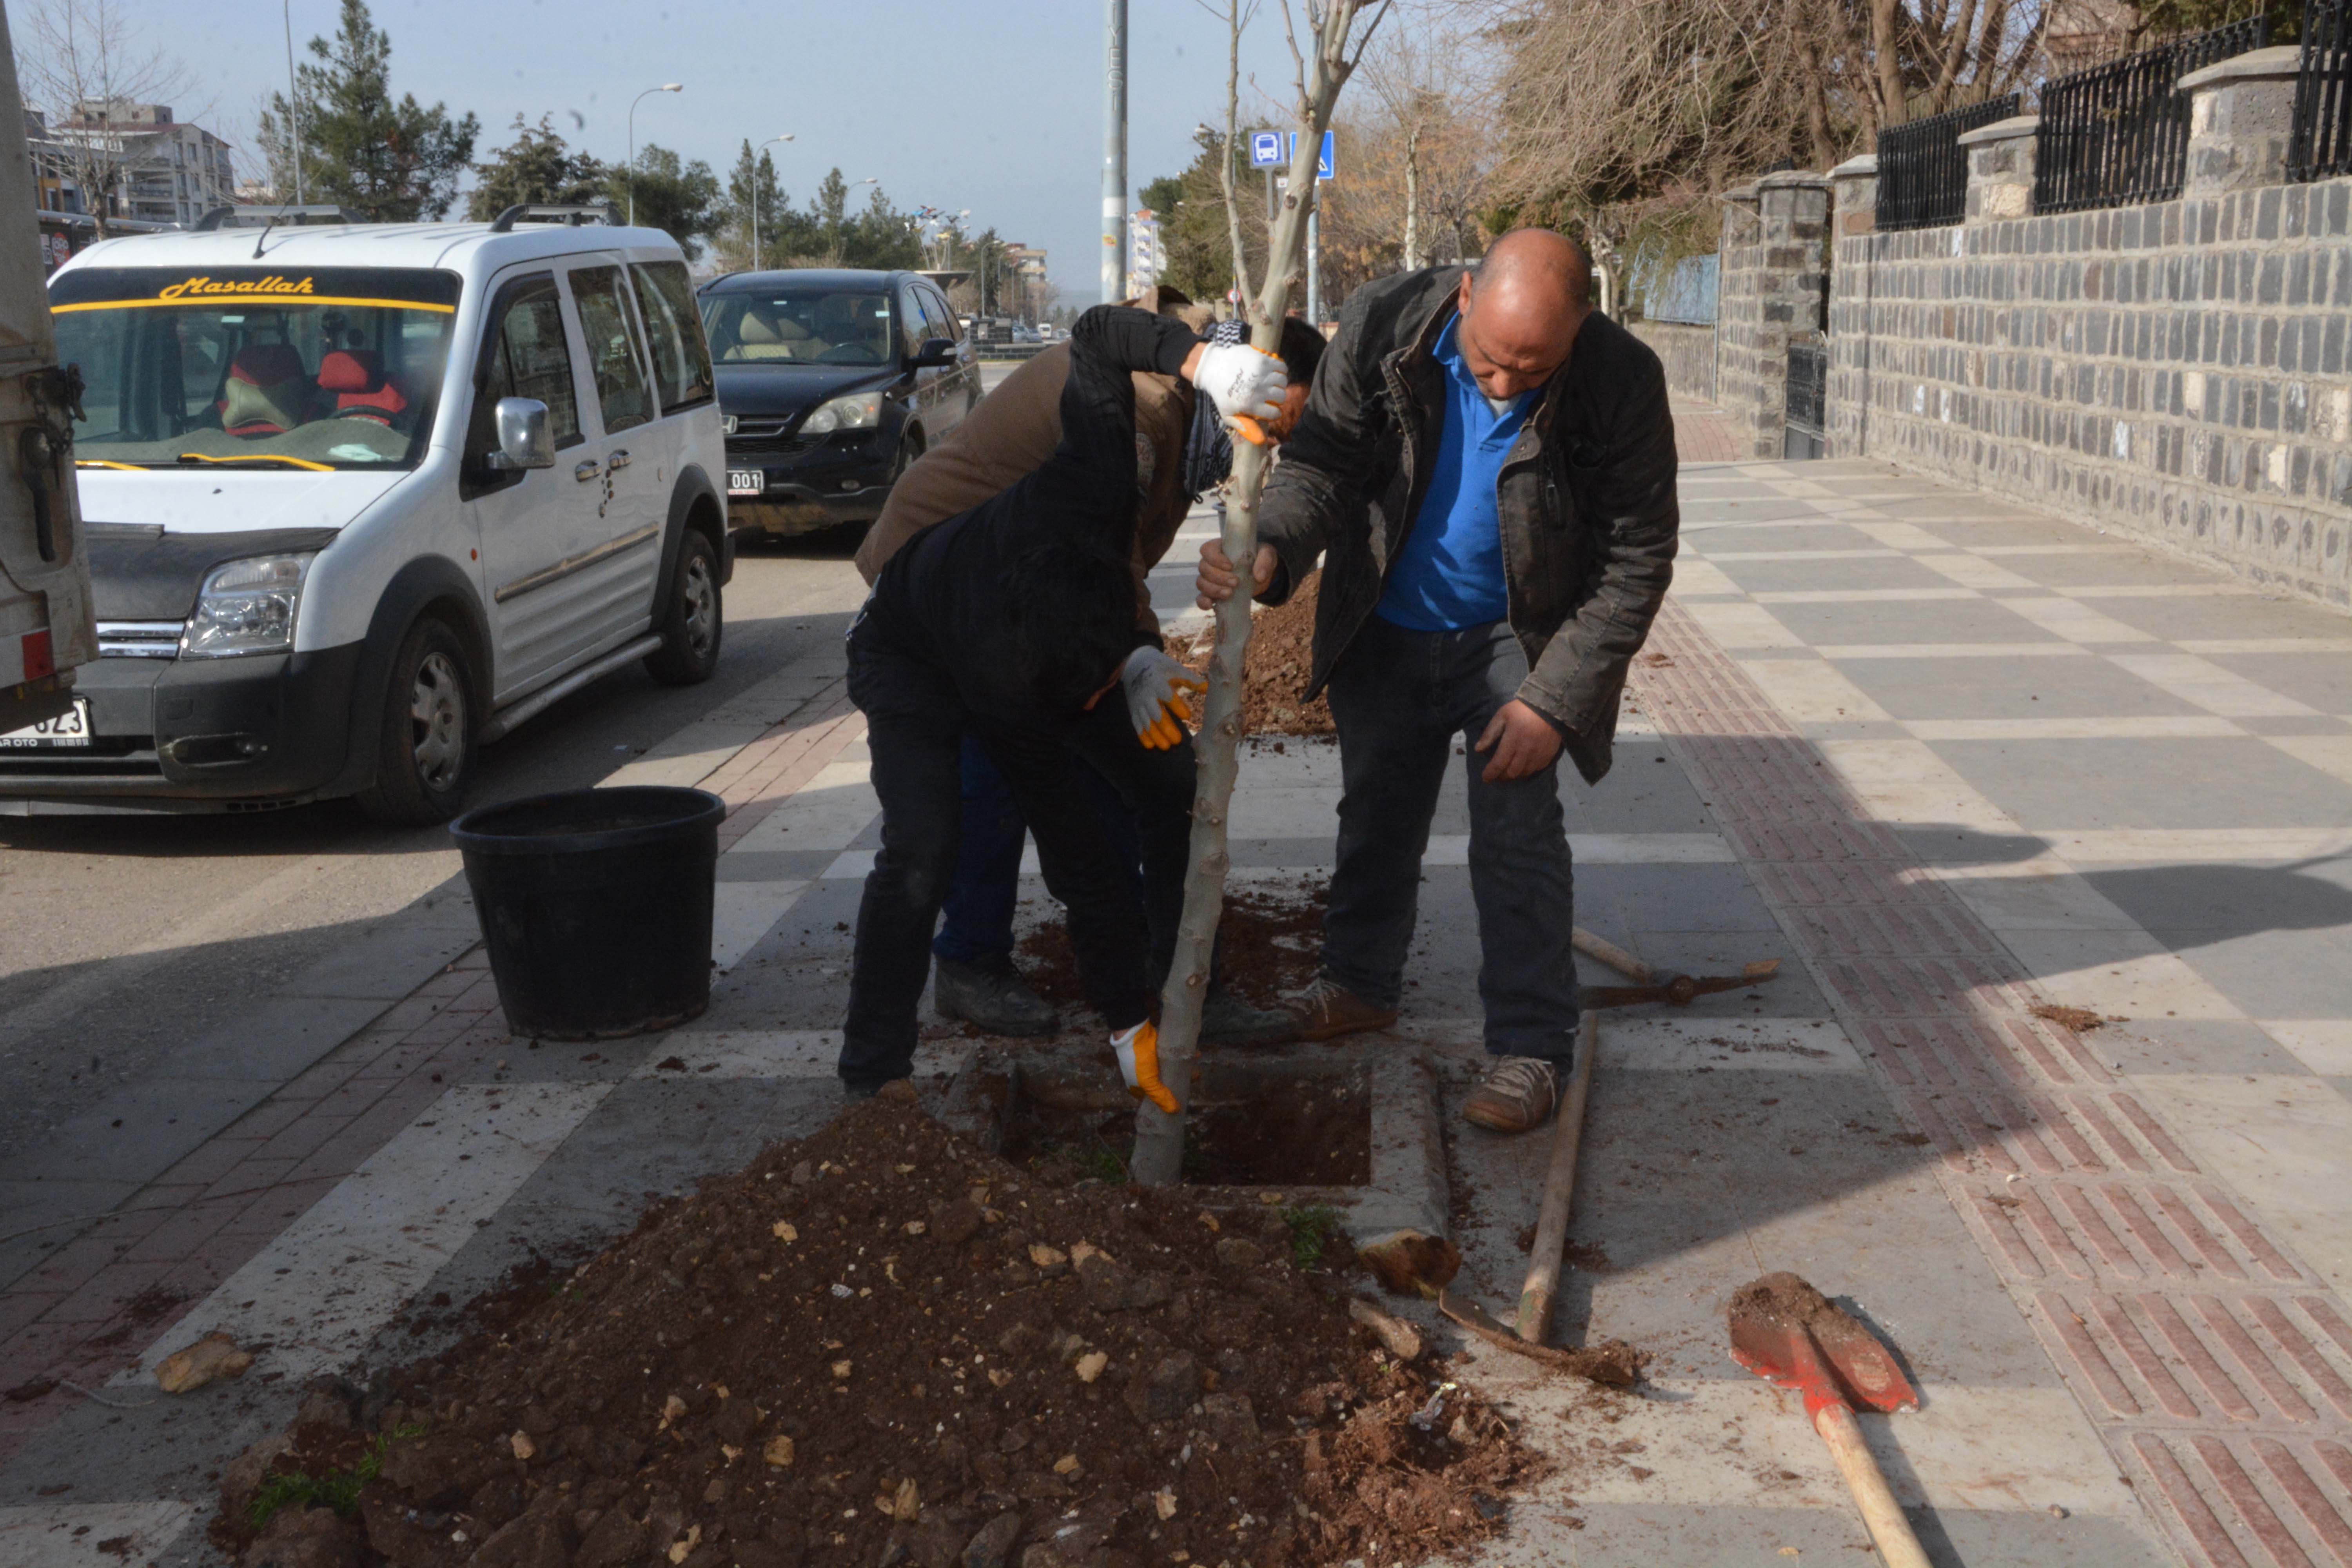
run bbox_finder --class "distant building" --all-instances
[29,100,237,234]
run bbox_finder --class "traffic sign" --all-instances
[1286,130,1336,181]
[1247,130,1283,168]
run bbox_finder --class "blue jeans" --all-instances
[933,737,1149,973]
[1323,615,1579,1065]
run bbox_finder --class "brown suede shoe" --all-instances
[1463,1056,1560,1134]
[1277,975,1399,1042]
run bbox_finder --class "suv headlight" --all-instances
[798,392,882,436]
[180,552,315,658]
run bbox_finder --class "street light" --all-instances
[626,83,683,225]
[283,2,305,204]
[750,133,793,271]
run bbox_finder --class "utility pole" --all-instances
[1100,0,1126,306]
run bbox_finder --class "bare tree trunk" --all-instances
[1870,0,1907,129]
[1402,120,1421,270]
[1132,0,1387,1187]
[1215,0,1256,309]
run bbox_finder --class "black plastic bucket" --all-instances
[450,786,724,1040]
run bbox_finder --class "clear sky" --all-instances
[105,0,1319,303]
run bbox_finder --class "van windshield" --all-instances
[49,266,461,472]
[700,289,894,367]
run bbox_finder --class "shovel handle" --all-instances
[1813,1401,1931,1568]
[1515,1013,1599,1343]
[1571,927,1656,985]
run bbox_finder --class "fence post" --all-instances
[1960,114,2040,223]
[1715,172,1831,460]
[1827,154,1877,459]
[2181,44,2302,194]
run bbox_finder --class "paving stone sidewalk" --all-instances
[3,449,2350,1568]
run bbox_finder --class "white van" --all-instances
[0,207,731,822]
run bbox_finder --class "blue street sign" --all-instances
[1248,131,1283,169]
[1285,130,1336,181]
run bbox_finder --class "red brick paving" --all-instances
[1634,600,2352,1568]
[0,675,862,1464]
[1672,402,1741,464]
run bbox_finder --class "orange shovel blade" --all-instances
[1728,1271,1919,1417]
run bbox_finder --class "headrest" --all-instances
[318,350,383,393]
[737,312,780,343]
[229,343,307,388]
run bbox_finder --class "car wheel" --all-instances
[645,528,723,686]
[355,617,477,826]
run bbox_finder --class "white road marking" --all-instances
[0,1501,196,1567]
[132,1082,611,1385]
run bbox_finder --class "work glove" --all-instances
[1112,1021,1178,1114]
[1121,646,1206,750]
[1190,340,1288,437]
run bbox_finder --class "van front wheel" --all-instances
[644,529,722,687]
[356,617,478,826]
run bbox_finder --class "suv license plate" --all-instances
[0,697,93,748]
[727,470,764,496]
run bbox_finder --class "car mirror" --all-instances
[486,397,555,471]
[908,337,959,369]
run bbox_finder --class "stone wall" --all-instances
[1628,319,1717,403]
[1716,173,1833,458]
[1816,46,2352,608]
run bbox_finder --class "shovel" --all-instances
[1573,926,1780,1008]
[1728,1272,1929,1568]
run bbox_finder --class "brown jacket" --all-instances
[853,341,1196,637]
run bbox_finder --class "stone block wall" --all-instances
[1629,319,1718,403]
[1716,174,1834,458]
[1818,45,2352,609]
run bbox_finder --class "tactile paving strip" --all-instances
[1635,599,2352,1568]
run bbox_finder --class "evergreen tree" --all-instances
[713,140,813,271]
[257,0,478,221]
[466,114,608,222]
[808,167,851,264]
[842,186,922,270]
[610,145,722,257]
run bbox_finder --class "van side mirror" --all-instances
[485,397,556,470]
[908,337,958,369]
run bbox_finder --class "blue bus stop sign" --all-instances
[1248,131,1283,169]
[1285,130,1336,181]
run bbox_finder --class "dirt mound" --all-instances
[1017,876,1327,1015]
[221,1091,1546,1568]
[1182,571,1334,737]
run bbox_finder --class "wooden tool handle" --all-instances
[1515,1012,1600,1343]
[1812,1401,1931,1568]
[1571,926,1657,985]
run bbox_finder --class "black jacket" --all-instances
[1256,267,1680,784]
[860,303,1196,730]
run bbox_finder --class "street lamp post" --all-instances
[283,1,305,204]
[750,133,793,271]
[626,83,683,225]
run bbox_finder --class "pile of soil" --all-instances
[1181,572,1334,737]
[221,1090,1546,1568]
[1015,875,1327,1014]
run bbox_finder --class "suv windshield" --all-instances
[49,265,461,472]
[701,289,894,367]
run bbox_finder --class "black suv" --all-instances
[698,269,977,539]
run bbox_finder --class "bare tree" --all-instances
[16,0,195,236]
[1132,0,1392,1187]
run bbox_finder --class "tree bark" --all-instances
[1402,120,1421,270]
[1131,0,1384,1187]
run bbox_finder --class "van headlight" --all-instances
[180,552,315,658]
[797,392,882,436]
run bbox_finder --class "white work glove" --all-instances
[1121,647,1206,750]
[1190,340,1287,427]
[1113,1021,1178,1113]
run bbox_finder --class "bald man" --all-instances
[1197,230,1680,1134]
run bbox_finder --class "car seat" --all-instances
[318,349,410,427]
[732,305,813,362]
[218,344,314,436]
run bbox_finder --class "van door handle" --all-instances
[606,448,632,472]
[575,459,602,483]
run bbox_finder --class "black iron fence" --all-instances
[2292,0,2352,181]
[1877,97,2022,230]
[2034,17,2269,214]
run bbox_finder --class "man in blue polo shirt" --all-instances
[1196,229,1681,1134]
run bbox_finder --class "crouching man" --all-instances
[840,304,1287,1103]
[1197,229,1680,1133]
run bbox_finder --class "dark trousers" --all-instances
[933,735,1143,971]
[1323,614,1579,1065]
[840,635,1195,1092]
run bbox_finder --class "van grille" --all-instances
[97,621,183,659]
